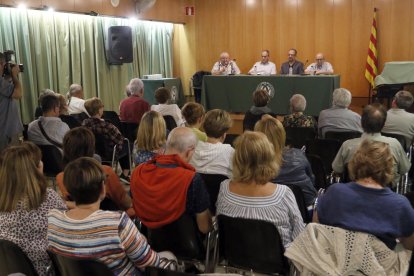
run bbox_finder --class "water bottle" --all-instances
[253,65,257,75]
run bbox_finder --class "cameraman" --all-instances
[0,52,22,151]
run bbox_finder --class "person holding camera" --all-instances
[0,51,22,151]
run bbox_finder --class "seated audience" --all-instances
[34,88,55,118]
[56,93,81,129]
[48,157,173,275]
[382,90,414,147]
[119,78,150,124]
[83,97,130,179]
[304,53,334,75]
[151,87,184,126]
[283,94,316,128]
[243,89,275,131]
[0,142,66,275]
[190,109,234,178]
[316,139,414,250]
[133,111,166,166]
[216,131,305,248]
[211,52,241,75]
[28,94,70,147]
[332,103,410,187]
[56,127,134,216]
[67,83,88,115]
[181,102,207,142]
[131,127,212,234]
[318,88,362,138]
[255,115,316,206]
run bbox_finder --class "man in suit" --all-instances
[280,48,304,75]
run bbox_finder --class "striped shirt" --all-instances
[48,210,160,275]
[216,179,305,248]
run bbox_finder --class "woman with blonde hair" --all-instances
[255,114,316,207]
[216,131,304,248]
[0,142,66,275]
[133,110,167,165]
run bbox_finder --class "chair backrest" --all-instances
[199,173,228,215]
[120,122,139,144]
[381,132,408,151]
[306,153,329,190]
[306,138,341,174]
[325,131,361,145]
[38,144,64,177]
[103,111,122,131]
[163,115,177,131]
[191,71,211,89]
[93,132,114,162]
[59,115,81,129]
[283,183,311,223]
[70,112,89,124]
[217,215,289,275]
[0,239,38,276]
[146,214,205,261]
[48,251,113,276]
[285,127,316,149]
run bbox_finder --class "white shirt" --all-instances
[68,96,88,115]
[151,104,184,127]
[305,62,334,74]
[248,61,277,75]
[211,61,241,75]
[190,141,234,178]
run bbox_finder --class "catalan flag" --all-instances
[365,8,378,88]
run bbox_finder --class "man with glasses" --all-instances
[248,50,277,75]
[280,48,304,75]
[305,53,334,75]
[211,52,241,75]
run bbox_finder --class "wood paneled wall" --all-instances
[193,0,414,97]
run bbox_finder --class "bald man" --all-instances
[305,53,334,75]
[211,52,241,75]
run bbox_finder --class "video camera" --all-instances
[2,50,24,77]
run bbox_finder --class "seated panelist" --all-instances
[211,52,241,75]
[305,53,334,75]
[248,50,277,75]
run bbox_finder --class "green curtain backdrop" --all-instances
[0,7,173,123]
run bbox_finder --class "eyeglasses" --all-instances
[316,59,324,61]
[261,56,268,58]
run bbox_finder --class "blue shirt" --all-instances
[317,182,414,249]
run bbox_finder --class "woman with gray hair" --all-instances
[283,94,316,128]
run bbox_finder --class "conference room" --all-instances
[1,0,414,275]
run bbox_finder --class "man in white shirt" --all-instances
[67,83,88,115]
[211,52,241,75]
[305,53,334,75]
[248,50,277,75]
[382,90,414,147]
[28,94,70,146]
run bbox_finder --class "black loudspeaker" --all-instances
[106,26,133,65]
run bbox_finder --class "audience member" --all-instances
[119,78,150,124]
[151,87,184,126]
[56,127,133,216]
[131,127,212,234]
[318,88,362,138]
[216,131,305,248]
[248,50,276,75]
[283,94,316,128]
[48,157,173,274]
[190,109,234,178]
[67,83,88,115]
[382,90,414,147]
[280,48,304,75]
[56,93,81,129]
[133,111,166,166]
[28,94,70,147]
[316,140,414,250]
[181,102,207,141]
[255,115,316,206]
[243,89,275,131]
[34,88,55,118]
[332,103,410,187]
[0,51,23,151]
[211,52,241,75]
[0,142,66,275]
[83,97,130,179]
[305,53,334,75]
